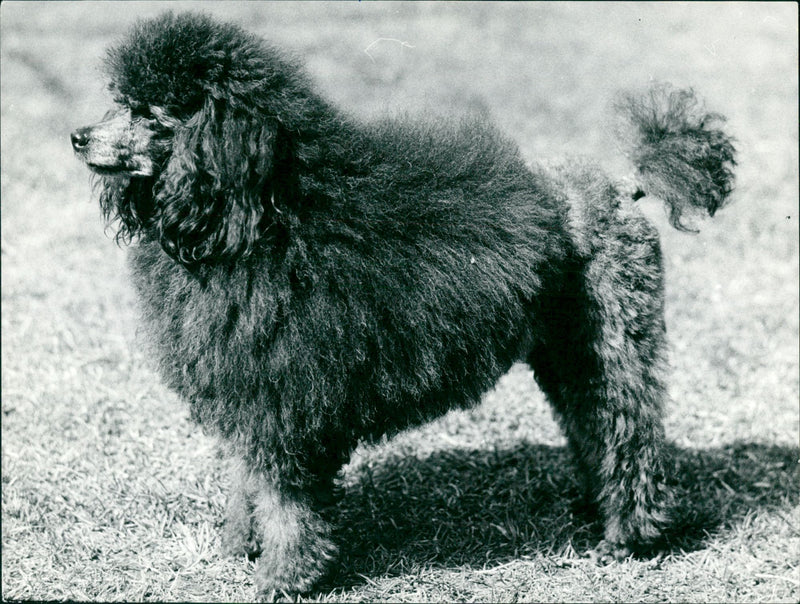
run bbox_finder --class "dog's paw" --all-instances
[220,516,262,559]
[255,587,300,603]
[587,539,633,565]
[253,503,338,600]
[253,535,337,601]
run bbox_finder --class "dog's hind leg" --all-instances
[528,208,674,559]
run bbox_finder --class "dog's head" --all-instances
[71,12,313,267]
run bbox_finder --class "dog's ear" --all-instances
[154,96,278,266]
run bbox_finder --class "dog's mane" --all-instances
[99,12,563,272]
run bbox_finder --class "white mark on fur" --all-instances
[363,38,415,63]
[703,39,720,56]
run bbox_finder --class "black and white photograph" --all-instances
[1,1,798,601]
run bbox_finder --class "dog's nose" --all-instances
[71,128,90,151]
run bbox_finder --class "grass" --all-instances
[2,1,798,602]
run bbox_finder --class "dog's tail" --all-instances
[616,83,736,230]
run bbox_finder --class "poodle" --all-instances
[71,11,736,599]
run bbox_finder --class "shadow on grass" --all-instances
[324,441,799,590]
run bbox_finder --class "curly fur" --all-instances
[71,11,736,599]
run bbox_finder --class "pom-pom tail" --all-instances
[616,84,736,230]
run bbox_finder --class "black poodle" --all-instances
[71,12,736,599]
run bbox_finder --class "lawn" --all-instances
[2,1,798,602]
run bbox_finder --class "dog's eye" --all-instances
[131,106,154,120]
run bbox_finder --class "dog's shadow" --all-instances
[324,441,799,589]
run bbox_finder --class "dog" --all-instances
[71,11,736,599]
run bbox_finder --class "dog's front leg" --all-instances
[250,480,338,600]
[221,451,339,601]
